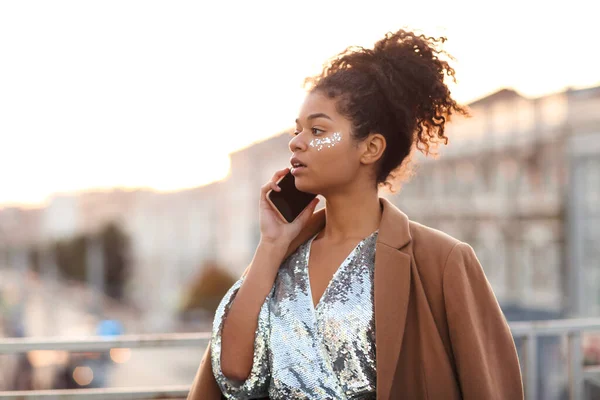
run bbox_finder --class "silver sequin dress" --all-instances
[211,231,379,400]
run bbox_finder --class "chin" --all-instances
[294,176,319,195]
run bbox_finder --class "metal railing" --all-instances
[510,318,600,400]
[0,333,210,399]
[0,319,599,399]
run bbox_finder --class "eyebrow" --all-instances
[295,113,333,124]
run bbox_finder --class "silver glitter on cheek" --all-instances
[309,132,342,151]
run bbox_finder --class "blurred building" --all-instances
[0,207,42,249]
[41,194,79,241]
[565,86,600,317]
[77,189,150,235]
[8,189,152,246]
[126,182,225,331]
[394,85,600,319]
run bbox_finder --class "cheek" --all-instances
[297,138,358,193]
[311,134,359,177]
[308,132,342,151]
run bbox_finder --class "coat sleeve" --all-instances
[443,242,524,400]
[207,278,272,399]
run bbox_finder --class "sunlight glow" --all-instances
[0,0,597,206]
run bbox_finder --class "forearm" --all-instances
[220,241,287,380]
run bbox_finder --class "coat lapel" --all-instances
[374,245,411,399]
[373,198,412,399]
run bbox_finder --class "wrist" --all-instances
[258,237,290,253]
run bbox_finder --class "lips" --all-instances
[290,156,307,175]
[290,156,306,168]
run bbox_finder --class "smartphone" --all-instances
[266,172,317,223]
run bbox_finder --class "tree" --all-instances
[53,234,87,282]
[180,261,236,314]
[27,221,131,301]
[99,222,129,300]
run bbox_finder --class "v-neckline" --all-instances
[305,230,377,311]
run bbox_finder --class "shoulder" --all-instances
[407,219,479,275]
[408,220,461,247]
[409,219,461,257]
[406,219,484,296]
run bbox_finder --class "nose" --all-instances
[289,131,307,152]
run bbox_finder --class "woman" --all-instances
[188,29,523,399]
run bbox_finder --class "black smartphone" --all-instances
[266,172,317,223]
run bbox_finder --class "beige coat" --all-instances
[187,198,524,399]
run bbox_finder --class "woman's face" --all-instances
[289,91,366,195]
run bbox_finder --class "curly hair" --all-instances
[305,28,469,190]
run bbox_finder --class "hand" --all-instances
[258,168,320,247]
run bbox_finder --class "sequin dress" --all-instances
[211,231,379,400]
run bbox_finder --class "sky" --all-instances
[0,0,598,207]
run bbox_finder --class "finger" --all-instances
[261,168,288,194]
[260,182,271,195]
[260,184,276,201]
[261,169,289,197]
[270,167,290,184]
[260,184,283,205]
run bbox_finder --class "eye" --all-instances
[292,129,301,136]
[311,127,325,135]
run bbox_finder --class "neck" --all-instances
[320,186,382,243]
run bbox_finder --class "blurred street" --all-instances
[0,265,205,390]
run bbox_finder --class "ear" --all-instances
[360,133,386,165]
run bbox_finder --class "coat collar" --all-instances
[284,197,413,399]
